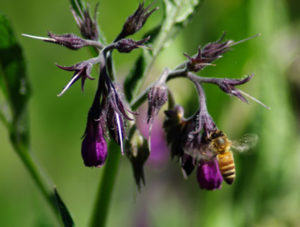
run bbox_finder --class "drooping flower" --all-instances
[81,114,107,167]
[163,104,225,190]
[197,159,223,190]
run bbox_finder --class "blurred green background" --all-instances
[1,0,300,226]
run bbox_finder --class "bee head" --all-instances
[209,130,231,153]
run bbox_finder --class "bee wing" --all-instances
[231,134,258,153]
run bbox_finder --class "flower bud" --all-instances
[181,154,195,178]
[163,105,185,159]
[147,84,168,123]
[197,159,223,190]
[81,120,107,167]
[47,32,88,50]
[115,37,150,53]
[126,129,150,189]
[71,4,99,41]
[147,69,169,124]
[120,1,157,38]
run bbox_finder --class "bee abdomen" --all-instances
[218,152,236,185]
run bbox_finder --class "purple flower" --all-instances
[81,118,107,167]
[197,159,223,190]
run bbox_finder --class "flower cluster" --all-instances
[24,1,267,191]
[23,2,155,168]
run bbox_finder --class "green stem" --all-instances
[0,111,10,129]
[13,144,59,220]
[89,142,121,227]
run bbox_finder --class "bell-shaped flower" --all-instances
[81,116,107,167]
[197,159,223,190]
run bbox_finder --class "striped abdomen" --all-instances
[217,151,235,184]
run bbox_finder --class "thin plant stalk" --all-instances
[89,142,121,227]
[12,143,60,222]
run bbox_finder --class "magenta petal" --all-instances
[81,122,107,167]
[197,159,223,190]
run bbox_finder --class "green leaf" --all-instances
[124,0,201,102]
[53,188,75,227]
[0,12,31,148]
[154,0,201,55]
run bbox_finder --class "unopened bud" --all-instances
[126,129,150,189]
[115,37,150,53]
[120,1,158,38]
[47,32,87,50]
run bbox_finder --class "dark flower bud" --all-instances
[46,32,88,50]
[147,84,168,122]
[181,154,195,178]
[197,159,223,190]
[104,80,135,154]
[119,1,158,38]
[107,107,125,146]
[147,69,169,124]
[163,105,185,158]
[184,33,233,72]
[115,37,150,53]
[217,75,253,103]
[184,48,214,72]
[81,118,107,167]
[126,129,150,189]
[201,33,233,59]
[71,4,99,41]
[56,61,94,96]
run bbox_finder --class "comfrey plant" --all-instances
[21,0,269,225]
[23,0,268,189]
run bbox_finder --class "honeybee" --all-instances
[207,130,258,184]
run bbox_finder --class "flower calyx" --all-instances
[147,68,169,124]
[46,32,88,50]
[119,1,158,38]
[56,61,95,96]
[71,3,100,41]
[126,128,150,190]
[115,36,151,53]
